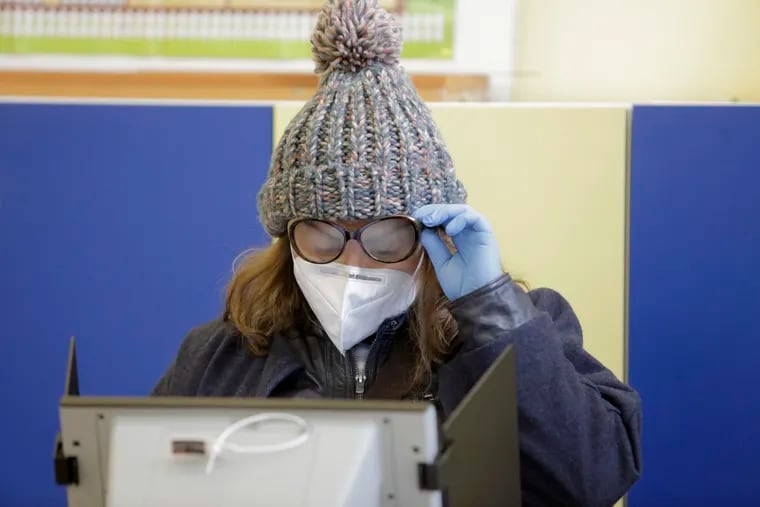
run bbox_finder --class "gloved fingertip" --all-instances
[412,203,434,215]
[445,216,464,236]
[422,215,438,227]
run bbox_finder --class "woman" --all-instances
[152,1,642,505]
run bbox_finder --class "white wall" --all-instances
[510,0,760,102]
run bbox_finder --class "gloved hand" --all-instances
[412,204,503,301]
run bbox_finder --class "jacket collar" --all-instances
[256,314,408,398]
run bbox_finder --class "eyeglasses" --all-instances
[288,215,422,265]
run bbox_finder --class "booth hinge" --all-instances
[54,432,79,486]
[418,462,444,490]
[418,446,452,491]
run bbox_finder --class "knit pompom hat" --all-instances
[257,0,467,237]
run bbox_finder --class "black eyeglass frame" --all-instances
[287,215,423,265]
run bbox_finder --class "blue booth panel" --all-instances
[629,105,760,506]
[0,102,273,506]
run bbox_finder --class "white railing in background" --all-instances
[0,4,444,42]
[0,0,518,100]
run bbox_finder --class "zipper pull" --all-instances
[351,344,370,400]
[355,372,366,398]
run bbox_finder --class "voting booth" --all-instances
[54,339,521,507]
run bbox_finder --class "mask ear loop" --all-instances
[205,413,311,475]
[231,248,258,274]
[408,247,426,290]
[413,248,425,276]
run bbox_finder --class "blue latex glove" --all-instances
[412,204,503,301]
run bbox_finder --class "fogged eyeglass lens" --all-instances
[292,220,345,263]
[360,218,418,262]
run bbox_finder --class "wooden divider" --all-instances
[0,71,489,101]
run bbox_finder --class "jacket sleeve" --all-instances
[437,274,642,507]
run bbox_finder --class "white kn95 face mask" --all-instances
[292,254,421,353]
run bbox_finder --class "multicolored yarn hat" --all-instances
[257,0,467,237]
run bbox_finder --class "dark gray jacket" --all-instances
[152,275,642,507]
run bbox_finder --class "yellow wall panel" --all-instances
[429,105,628,380]
[273,103,629,382]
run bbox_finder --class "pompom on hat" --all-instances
[257,0,467,237]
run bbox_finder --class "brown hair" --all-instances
[224,237,458,392]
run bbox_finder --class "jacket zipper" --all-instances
[349,348,367,399]
[349,320,400,400]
